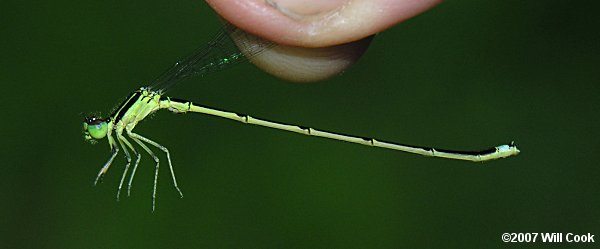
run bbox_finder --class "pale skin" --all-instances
[206,0,444,82]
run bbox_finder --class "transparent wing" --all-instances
[147,22,274,93]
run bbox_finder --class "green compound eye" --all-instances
[83,118,108,139]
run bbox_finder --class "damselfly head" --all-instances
[83,116,109,141]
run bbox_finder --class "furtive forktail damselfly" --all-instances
[83,23,519,211]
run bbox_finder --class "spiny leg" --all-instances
[94,135,120,185]
[120,136,141,197]
[126,144,143,197]
[129,132,184,198]
[127,134,158,195]
[116,135,139,200]
[115,136,131,201]
[128,133,161,212]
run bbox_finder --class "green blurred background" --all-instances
[1,0,599,248]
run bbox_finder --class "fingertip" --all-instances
[207,0,443,47]
[206,0,441,83]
